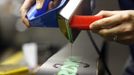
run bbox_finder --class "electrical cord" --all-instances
[87,31,112,75]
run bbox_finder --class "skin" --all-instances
[20,0,60,27]
[20,0,134,45]
[90,10,134,45]
[20,0,91,27]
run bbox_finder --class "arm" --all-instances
[90,10,134,44]
[20,0,35,27]
[20,0,60,27]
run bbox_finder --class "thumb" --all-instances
[36,0,45,9]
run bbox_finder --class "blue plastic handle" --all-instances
[27,0,68,27]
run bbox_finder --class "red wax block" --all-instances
[70,15,103,30]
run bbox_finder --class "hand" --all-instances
[20,0,60,27]
[90,10,134,44]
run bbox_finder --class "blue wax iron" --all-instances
[27,0,68,27]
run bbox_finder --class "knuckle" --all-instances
[99,10,106,14]
[123,25,133,32]
[120,14,130,21]
[19,7,23,13]
[99,30,108,37]
[123,36,133,44]
[29,0,35,3]
[20,8,24,14]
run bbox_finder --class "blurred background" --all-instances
[0,0,68,63]
[0,0,130,75]
[0,0,68,74]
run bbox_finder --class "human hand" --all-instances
[20,0,60,27]
[90,10,134,44]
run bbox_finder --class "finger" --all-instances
[53,0,60,7]
[98,30,134,43]
[116,34,134,44]
[20,0,35,27]
[20,9,30,27]
[90,13,130,30]
[36,0,45,9]
[20,8,30,27]
[20,0,35,11]
[98,22,134,37]
[48,0,60,10]
[48,1,54,10]
[22,16,30,28]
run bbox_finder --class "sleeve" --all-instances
[118,0,134,10]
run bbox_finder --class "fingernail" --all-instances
[36,0,44,9]
[90,21,100,29]
[36,2,41,9]
[89,24,93,29]
[89,23,95,29]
